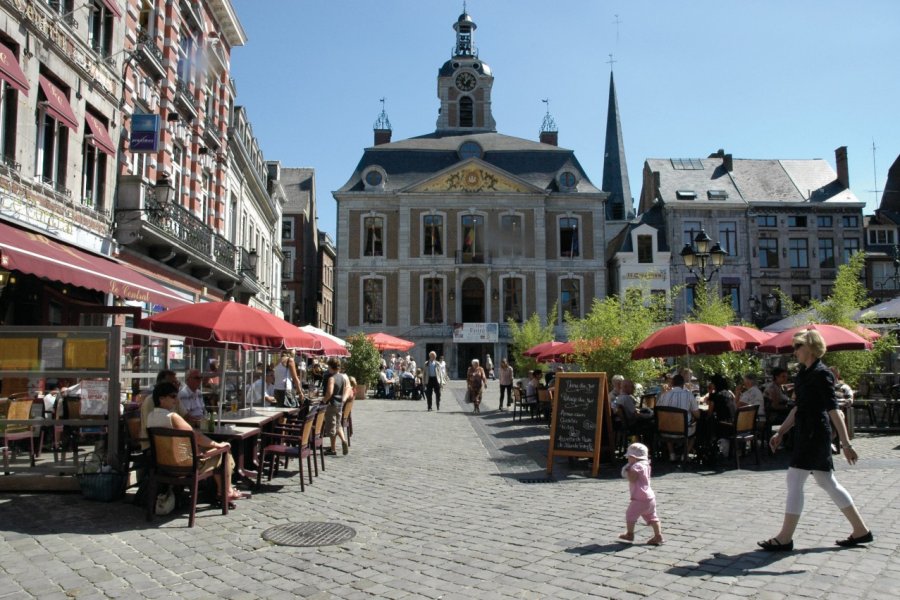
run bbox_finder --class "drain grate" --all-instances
[262,521,357,547]
[518,478,555,484]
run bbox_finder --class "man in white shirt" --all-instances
[656,374,700,461]
[246,369,276,407]
[178,369,205,424]
[738,373,765,418]
[423,351,444,411]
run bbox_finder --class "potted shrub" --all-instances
[344,333,381,399]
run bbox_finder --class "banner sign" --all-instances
[130,113,160,152]
[452,322,498,343]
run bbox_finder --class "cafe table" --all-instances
[206,424,262,485]
[215,407,302,481]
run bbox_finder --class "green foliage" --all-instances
[507,307,556,377]
[688,279,735,327]
[343,333,382,387]
[566,290,667,384]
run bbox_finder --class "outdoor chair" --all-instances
[122,414,147,488]
[654,406,695,464]
[513,386,538,422]
[310,404,327,476]
[727,404,760,469]
[258,407,316,491]
[341,398,354,448]
[146,427,230,528]
[2,399,40,468]
[399,377,416,399]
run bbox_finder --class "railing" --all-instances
[136,32,164,64]
[213,235,237,271]
[454,250,492,265]
[403,324,454,338]
[145,191,211,256]
[38,176,72,203]
[239,247,258,282]
[175,80,198,114]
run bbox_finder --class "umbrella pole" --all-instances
[218,346,227,423]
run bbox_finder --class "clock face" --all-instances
[455,72,476,92]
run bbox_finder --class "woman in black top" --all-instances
[758,330,872,551]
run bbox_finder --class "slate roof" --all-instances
[337,131,601,194]
[601,72,632,220]
[642,156,861,209]
[606,202,668,258]
[878,154,900,213]
[281,167,315,212]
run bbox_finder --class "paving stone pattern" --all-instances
[1,380,898,599]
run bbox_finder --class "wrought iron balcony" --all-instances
[135,32,165,80]
[145,191,211,256]
[175,80,198,116]
[454,250,491,265]
[213,235,237,271]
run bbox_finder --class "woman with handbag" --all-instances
[466,359,487,414]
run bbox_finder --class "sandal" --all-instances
[835,531,873,547]
[757,537,793,552]
[646,536,665,546]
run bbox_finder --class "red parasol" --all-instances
[722,325,775,348]
[535,340,578,363]
[366,332,415,352]
[631,322,747,360]
[299,325,349,356]
[523,340,564,358]
[756,324,874,354]
[141,301,320,349]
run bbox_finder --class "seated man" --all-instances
[764,367,792,424]
[246,369,276,406]
[655,374,700,461]
[378,365,396,399]
[617,380,654,437]
[737,372,765,419]
[178,369,205,426]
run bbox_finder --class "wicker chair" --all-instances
[146,427,231,527]
[2,399,40,467]
[654,406,695,464]
[341,398,354,448]
[258,407,317,491]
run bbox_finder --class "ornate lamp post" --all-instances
[749,293,779,327]
[679,229,727,282]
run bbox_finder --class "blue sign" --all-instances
[130,114,160,152]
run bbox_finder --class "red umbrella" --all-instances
[366,332,415,352]
[141,301,321,349]
[299,325,349,356]
[631,323,747,360]
[855,325,881,341]
[523,340,563,358]
[756,324,873,354]
[536,340,578,363]
[723,325,775,348]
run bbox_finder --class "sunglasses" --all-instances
[793,343,804,350]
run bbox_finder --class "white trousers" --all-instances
[785,467,854,515]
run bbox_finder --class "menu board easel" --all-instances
[547,372,612,477]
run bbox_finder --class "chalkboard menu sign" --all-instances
[547,372,611,477]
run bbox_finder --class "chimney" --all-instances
[539,130,558,146]
[374,128,392,146]
[723,153,733,172]
[835,146,849,188]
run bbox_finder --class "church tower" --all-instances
[435,11,497,133]
[602,70,632,220]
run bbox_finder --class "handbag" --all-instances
[465,390,472,403]
[155,487,176,515]
[283,390,299,408]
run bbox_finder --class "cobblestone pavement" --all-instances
[1,380,898,599]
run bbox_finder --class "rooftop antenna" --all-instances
[613,14,621,44]
[373,97,392,130]
[606,53,617,73]
[540,98,557,133]
[869,139,882,207]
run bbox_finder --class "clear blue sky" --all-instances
[230,0,900,239]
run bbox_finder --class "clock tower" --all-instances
[436,11,497,133]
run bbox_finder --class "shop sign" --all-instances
[130,114,160,152]
[0,184,73,235]
[452,322,499,343]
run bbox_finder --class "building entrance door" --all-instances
[461,277,484,322]
[456,343,490,379]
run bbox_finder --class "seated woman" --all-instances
[147,382,242,505]
[707,374,737,457]
[617,380,654,437]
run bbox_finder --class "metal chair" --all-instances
[258,406,317,491]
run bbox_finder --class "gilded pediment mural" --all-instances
[410,163,535,194]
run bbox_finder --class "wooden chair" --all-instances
[514,386,538,422]
[258,407,316,491]
[2,399,40,467]
[726,404,760,469]
[654,406,695,464]
[341,398,354,447]
[146,427,230,528]
[310,404,327,476]
[122,414,147,488]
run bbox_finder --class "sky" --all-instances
[229,0,900,239]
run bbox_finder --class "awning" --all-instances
[0,41,29,95]
[0,221,189,309]
[85,113,116,156]
[101,0,122,19]
[38,75,78,131]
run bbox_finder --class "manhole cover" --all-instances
[519,478,555,484]
[262,521,356,547]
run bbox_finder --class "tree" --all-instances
[806,252,896,387]
[507,307,556,377]
[343,333,382,388]
[566,290,667,384]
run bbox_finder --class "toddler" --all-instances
[619,443,664,545]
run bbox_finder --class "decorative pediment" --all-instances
[408,160,537,194]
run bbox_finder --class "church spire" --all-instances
[602,67,632,221]
[453,8,477,57]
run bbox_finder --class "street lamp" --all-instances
[679,229,727,282]
[749,293,779,327]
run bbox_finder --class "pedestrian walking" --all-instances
[423,351,444,411]
[618,443,664,546]
[467,359,487,414]
[757,330,873,552]
[484,353,494,379]
[497,358,514,410]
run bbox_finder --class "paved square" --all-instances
[1,380,898,599]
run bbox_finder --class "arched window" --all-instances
[459,96,473,127]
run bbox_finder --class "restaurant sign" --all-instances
[452,322,498,343]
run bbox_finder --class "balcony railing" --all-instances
[145,191,211,256]
[175,80,198,115]
[213,235,237,271]
[239,247,258,282]
[454,250,492,265]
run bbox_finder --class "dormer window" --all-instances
[458,141,483,159]
[676,190,697,200]
[707,190,728,201]
[363,167,385,190]
[557,171,578,191]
